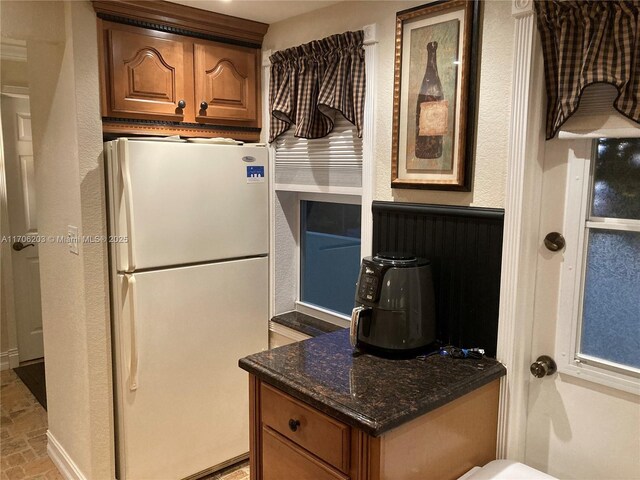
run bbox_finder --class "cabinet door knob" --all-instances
[177,99,186,109]
[200,101,209,111]
[288,419,300,432]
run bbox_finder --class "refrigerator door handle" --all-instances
[120,147,137,272]
[124,274,139,391]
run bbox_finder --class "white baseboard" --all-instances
[47,431,88,480]
[0,348,19,371]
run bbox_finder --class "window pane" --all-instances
[580,229,640,368]
[591,138,640,220]
[301,201,361,315]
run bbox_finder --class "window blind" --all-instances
[558,84,640,139]
[274,114,363,190]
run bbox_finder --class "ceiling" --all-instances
[170,0,344,25]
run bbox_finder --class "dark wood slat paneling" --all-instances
[372,201,504,357]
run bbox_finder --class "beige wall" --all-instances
[0,1,114,478]
[263,0,514,208]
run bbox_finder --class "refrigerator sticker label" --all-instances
[246,166,265,183]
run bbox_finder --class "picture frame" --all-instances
[391,0,481,191]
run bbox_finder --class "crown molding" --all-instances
[92,0,269,46]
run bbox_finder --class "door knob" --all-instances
[200,101,209,111]
[544,232,565,252]
[177,99,186,109]
[530,355,557,378]
[12,241,34,251]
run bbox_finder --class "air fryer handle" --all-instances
[350,306,370,348]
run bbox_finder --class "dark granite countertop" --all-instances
[239,329,506,437]
[271,311,345,338]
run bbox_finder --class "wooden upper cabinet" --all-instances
[108,28,187,120]
[194,42,259,125]
[93,1,268,139]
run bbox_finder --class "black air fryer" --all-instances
[350,252,436,357]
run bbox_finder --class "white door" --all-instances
[523,139,640,479]
[113,257,268,480]
[1,94,43,362]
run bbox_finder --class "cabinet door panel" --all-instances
[194,43,258,124]
[262,427,348,480]
[109,29,186,119]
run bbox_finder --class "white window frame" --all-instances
[266,25,378,327]
[556,139,640,395]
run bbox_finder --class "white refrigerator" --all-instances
[105,139,269,480]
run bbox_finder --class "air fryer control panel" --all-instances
[357,264,382,302]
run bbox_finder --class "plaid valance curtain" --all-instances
[269,30,366,142]
[535,1,640,139]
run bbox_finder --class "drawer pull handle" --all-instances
[288,419,300,432]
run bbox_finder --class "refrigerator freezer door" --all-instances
[107,140,268,272]
[113,258,268,480]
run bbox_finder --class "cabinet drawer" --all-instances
[260,383,350,473]
[262,427,348,480]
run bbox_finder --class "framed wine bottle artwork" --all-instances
[391,0,481,191]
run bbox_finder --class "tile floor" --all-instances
[0,369,62,480]
[1,369,250,480]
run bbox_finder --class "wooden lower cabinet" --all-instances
[249,375,500,480]
[262,427,348,480]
